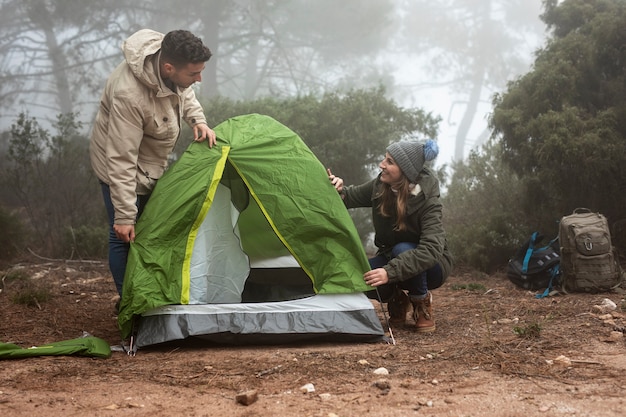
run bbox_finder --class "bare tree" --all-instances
[0,0,139,126]
[1,0,397,127]
[124,0,397,100]
[400,0,545,161]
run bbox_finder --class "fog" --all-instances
[0,0,548,165]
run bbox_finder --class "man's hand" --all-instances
[114,224,135,243]
[193,123,216,147]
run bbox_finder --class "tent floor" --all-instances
[135,293,385,347]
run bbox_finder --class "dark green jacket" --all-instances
[342,167,454,283]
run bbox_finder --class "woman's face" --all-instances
[379,152,403,185]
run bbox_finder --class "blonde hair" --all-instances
[377,175,412,231]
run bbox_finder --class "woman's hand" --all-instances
[363,268,389,287]
[327,168,343,193]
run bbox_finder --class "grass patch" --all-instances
[4,269,30,284]
[451,283,487,292]
[513,322,542,339]
[12,287,51,307]
[4,270,52,308]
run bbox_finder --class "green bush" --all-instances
[443,142,539,273]
[0,206,26,261]
[62,225,108,259]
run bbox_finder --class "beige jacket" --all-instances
[90,29,207,224]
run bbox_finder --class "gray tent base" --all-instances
[135,293,385,347]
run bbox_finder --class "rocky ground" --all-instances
[1,260,625,417]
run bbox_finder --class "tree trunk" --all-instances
[27,1,73,115]
[199,0,228,99]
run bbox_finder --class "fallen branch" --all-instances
[570,359,603,365]
[27,247,104,264]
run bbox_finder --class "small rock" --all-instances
[592,298,617,314]
[373,367,389,375]
[318,393,332,401]
[300,383,315,393]
[373,379,391,390]
[602,319,616,327]
[358,359,369,365]
[235,390,258,406]
[431,379,439,385]
[607,331,624,342]
[553,355,571,366]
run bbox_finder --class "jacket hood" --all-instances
[417,167,441,199]
[122,29,164,88]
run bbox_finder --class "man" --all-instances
[90,29,216,298]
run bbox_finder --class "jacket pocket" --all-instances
[151,111,179,140]
[136,159,165,194]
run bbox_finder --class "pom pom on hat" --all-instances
[423,139,439,162]
[386,139,439,183]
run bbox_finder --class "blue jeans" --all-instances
[100,182,151,296]
[366,242,444,302]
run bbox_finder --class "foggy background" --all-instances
[0,0,548,167]
[4,0,626,276]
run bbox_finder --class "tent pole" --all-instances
[375,288,396,345]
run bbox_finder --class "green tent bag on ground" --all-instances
[0,336,111,359]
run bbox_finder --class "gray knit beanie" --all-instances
[386,139,439,183]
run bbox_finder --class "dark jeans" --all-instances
[366,242,444,302]
[100,182,151,296]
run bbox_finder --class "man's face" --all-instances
[166,62,205,89]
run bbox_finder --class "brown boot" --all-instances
[387,287,410,325]
[410,292,435,332]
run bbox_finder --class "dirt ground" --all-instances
[1,259,625,417]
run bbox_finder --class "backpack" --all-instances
[507,232,561,293]
[558,208,623,293]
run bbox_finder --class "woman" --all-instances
[329,140,454,332]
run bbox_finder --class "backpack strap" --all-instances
[534,234,560,299]
[522,232,539,274]
[535,263,560,299]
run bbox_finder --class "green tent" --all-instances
[119,114,383,346]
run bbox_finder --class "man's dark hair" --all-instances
[161,30,212,67]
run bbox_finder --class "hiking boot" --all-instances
[387,287,410,325]
[410,291,435,332]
